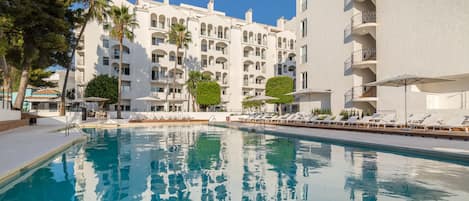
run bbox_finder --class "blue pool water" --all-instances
[1,125,469,201]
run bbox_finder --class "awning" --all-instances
[286,88,332,96]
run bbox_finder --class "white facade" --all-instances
[75,0,296,112]
[295,0,469,118]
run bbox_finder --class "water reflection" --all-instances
[1,125,469,201]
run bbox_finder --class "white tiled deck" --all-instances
[0,123,85,183]
[218,122,469,161]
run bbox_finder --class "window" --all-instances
[301,0,307,11]
[122,81,131,92]
[177,56,182,65]
[277,64,282,75]
[301,19,307,37]
[122,64,130,75]
[301,72,308,89]
[113,48,119,59]
[103,57,109,66]
[103,39,109,48]
[300,45,307,64]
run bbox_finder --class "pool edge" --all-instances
[212,122,469,164]
[0,130,87,186]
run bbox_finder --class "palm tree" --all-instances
[59,0,110,116]
[108,5,139,119]
[167,23,191,112]
[186,71,211,112]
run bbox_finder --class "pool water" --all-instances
[1,125,469,201]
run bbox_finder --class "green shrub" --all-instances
[196,81,221,107]
[312,108,332,115]
[84,75,118,104]
[265,76,294,105]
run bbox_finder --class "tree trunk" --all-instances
[13,39,34,111]
[116,37,123,119]
[171,47,179,112]
[1,55,10,109]
[59,14,90,116]
[13,63,30,110]
[191,96,196,112]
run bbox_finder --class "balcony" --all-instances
[351,48,377,73]
[351,11,376,39]
[111,54,130,64]
[355,0,376,6]
[348,86,377,108]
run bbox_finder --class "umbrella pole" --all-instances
[404,80,408,128]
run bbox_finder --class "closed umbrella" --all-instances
[365,74,453,127]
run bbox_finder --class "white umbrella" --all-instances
[246,95,279,102]
[365,74,453,126]
[136,96,160,112]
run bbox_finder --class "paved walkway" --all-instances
[217,122,469,162]
[0,124,85,183]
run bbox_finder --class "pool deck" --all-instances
[215,122,469,162]
[0,124,86,184]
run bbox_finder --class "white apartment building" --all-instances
[75,0,296,112]
[295,0,469,119]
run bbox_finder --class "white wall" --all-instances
[377,0,469,120]
[0,109,21,121]
[295,0,354,115]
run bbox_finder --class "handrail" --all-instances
[351,48,376,64]
[351,11,376,28]
[345,86,377,100]
[208,115,216,122]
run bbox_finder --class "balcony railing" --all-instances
[351,48,376,65]
[351,11,376,28]
[345,86,377,103]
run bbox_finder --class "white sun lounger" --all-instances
[434,116,469,133]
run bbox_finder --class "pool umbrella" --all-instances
[246,95,279,102]
[80,97,109,111]
[365,74,453,127]
[245,95,279,112]
[136,96,160,112]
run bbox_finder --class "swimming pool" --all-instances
[1,125,469,201]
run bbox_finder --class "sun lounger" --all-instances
[341,116,360,126]
[355,116,373,128]
[327,115,345,125]
[434,116,469,133]
[311,115,331,124]
[370,113,398,128]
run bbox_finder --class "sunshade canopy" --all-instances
[245,95,279,102]
[365,74,453,87]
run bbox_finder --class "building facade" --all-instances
[75,0,296,112]
[295,0,469,118]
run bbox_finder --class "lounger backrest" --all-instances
[444,116,466,126]
[360,116,372,122]
[348,116,359,122]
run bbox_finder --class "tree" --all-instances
[186,71,211,112]
[167,23,191,112]
[265,76,294,115]
[59,0,110,116]
[28,69,56,88]
[84,75,118,104]
[196,81,221,111]
[108,5,138,119]
[2,0,71,110]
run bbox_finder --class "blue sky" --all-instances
[130,0,296,26]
